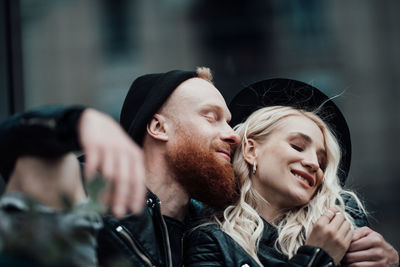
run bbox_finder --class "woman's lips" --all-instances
[291,169,315,187]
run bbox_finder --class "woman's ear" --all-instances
[242,138,257,165]
[146,114,168,142]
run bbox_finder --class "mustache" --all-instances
[211,142,232,153]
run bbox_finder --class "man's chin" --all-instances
[166,139,238,210]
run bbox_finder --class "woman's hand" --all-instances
[305,208,353,265]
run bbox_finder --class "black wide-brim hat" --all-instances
[229,78,351,185]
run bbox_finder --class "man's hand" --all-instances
[78,108,146,217]
[342,226,399,267]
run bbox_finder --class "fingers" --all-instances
[343,248,380,264]
[348,228,385,252]
[342,261,378,267]
[78,109,146,217]
[319,209,336,223]
[344,230,399,267]
[330,210,353,245]
[105,149,146,217]
[84,147,99,180]
[350,226,373,243]
[329,211,345,231]
[111,154,130,217]
[128,148,146,213]
[337,216,353,246]
[306,207,354,265]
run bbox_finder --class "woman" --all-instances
[184,79,367,266]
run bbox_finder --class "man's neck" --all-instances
[146,169,189,222]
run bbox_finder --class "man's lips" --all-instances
[291,169,315,187]
[216,149,231,161]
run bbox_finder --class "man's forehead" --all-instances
[176,78,218,96]
[171,78,229,111]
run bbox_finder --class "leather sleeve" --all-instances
[184,228,227,267]
[0,106,85,180]
[342,193,369,227]
[288,245,334,267]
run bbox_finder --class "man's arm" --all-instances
[0,106,146,216]
[0,106,85,179]
[341,192,398,266]
[342,226,399,267]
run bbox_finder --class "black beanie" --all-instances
[120,70,197,145]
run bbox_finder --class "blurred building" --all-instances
[1,0,399,249]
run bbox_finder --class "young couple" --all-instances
[0,68,397,266]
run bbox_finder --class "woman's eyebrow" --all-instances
[289,132,312,143]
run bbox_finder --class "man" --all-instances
[97,67,240,266]
[0,68,398,266]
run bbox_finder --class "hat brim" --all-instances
[229,78,351,185]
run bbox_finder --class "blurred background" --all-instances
[1,0,399,249]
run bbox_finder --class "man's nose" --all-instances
[221,124,240,146]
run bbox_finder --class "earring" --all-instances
[252,161,257,174]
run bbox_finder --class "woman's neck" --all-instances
[252,188,284,224]
[257,202,282,224]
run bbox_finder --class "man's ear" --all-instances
[146,114,169,142]
[242,138,257,165]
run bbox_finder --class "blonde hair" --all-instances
[217,106,365,265]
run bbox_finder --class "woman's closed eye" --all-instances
[318,158,327,172]
[291,144,304,152]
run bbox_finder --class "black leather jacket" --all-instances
[184,222,335,267]
[184,196,369,267]
[97,190,173,266]
[97,190,204,267]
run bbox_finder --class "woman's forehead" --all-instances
[273,115,324,142]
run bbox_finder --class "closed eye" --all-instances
[291,144,304,152]
[204,114,217,122]
[318,158,327,172]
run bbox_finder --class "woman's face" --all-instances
[252,115,327,210]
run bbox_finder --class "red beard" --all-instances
[165,135,239,210]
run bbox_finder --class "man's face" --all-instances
[163,78,240,208]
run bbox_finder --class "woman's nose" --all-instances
[301,154,319,172]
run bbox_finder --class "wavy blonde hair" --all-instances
[217,106,365,265]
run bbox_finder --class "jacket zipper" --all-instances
[158,200,173,267]
[181,236,184,262]
[116,225,155,267]
[307,248,320,267]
